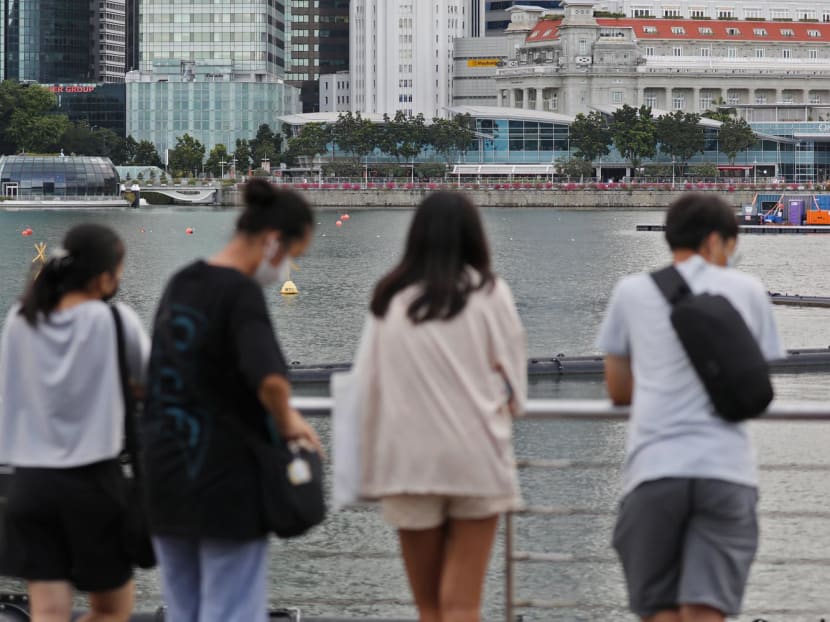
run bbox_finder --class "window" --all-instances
[811,93,822,104]
[671,26,686,35]
[612,91,623,104]
[645,96,657,108]
[642,25,658,34]
[633,7,653,17]
[753,28,768,36]
[808,30,822,38]
[578,39,588,55]
[771,9,790,20]
[690,9,706,18]
[664,8,681,17]
[798,10,817,21]
[756,48,766,58]
[700,95,713,109]
[728,95,741,105]
[726,27,741,36]
[810,49,819,59]
[755,94,767,104]
[700,47,711,56]
[673,46,683,56]
[744,8,762,19]
[698,27,713,35]
[780,29,795,38]
[673,96,685,110]
[824,12,830,23]
[717,10,734,19]
[645,46,655,56]
[782,49,791,59]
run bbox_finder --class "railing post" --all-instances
[505,512,515,622]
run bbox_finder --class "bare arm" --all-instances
[604,355,633,406]
[258,374,322,453]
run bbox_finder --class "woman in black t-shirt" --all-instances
[142,180,320,622]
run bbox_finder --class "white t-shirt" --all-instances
[596,255,785,496]
[0,301,150,468]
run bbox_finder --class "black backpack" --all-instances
[651,265,774,423]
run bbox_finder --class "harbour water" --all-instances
[1,206,829,620]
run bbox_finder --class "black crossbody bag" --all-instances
[111,305,156,569]
[651,266,774,423]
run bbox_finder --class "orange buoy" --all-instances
[21,228,33,237]
[342,214,351,221]
[335,220,343,228]
[185,227,194,235]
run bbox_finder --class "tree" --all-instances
[250,123,283,168]
[205,143,230,177]
[610,104,657,175]
[233,138,253,175]
[398,113,429,163]
[286,122,331,163]
[0,81,61,153]
[334,112,378,163]
[132,140,163,168]
[655,111,706,173]
[428,114,476,164]
[168,133,205,176]
[559,157,595,180]
[569,111,612,163]
[718,117,757,165]
[7,110,70,153]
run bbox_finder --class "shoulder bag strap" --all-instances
[651,265,693,307]
[111,304,143,480]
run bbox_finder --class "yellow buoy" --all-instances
[281,280,299,296]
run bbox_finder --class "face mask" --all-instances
[253,237,290,287]
[102,285,119,302]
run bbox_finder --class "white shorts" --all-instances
[381,494,521,530]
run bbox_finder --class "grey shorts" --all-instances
[613,478,759,618]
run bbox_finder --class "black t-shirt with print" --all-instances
[142,261,287,540]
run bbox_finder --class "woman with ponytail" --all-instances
[0,224,149,622]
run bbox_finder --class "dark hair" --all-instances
[665,193,739,251]
[19,224,125,326]
[236,179,314,243]
[371,192,494,323]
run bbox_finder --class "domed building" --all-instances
[0,156,126,206]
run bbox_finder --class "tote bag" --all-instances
[331,315,375,510]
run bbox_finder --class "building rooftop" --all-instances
[527,17,830,43]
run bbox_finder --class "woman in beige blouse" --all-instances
[357,192,527,622]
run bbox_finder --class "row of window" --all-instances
[652,24,819,38]
[649,46,822,59]
[633,6,830,21]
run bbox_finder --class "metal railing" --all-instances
[293,397,830,621]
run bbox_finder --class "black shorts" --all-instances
[2,459,133,592]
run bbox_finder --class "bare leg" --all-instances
[438,516,499,622]
[28,581,73,622]
[398,526,446,622]
[644,611,682,622]
[680,604,725,622]
[77,580,135,622]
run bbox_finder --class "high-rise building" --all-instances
[92,0,127,83]
[351,0,467,118]
[126,0,139,72]
[484,1,562,35]
[138,0,286,78]
[286,0,349,113]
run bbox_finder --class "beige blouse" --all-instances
[357,277,527,501]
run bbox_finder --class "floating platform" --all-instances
[287,349,830,385]
[637,224,830,234]
[769,294,830,308]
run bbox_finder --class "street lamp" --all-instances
[753,159,757,186]
[231,156,238,180]
[219,158,227,180]
[672,156,676,189]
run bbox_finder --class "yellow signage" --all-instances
[467,58,501,68]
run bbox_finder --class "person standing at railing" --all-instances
[357,192,527,622]
[0,224,150,622]
[597,193,784,622]
[141,180,321,622]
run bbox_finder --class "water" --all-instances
[1,206,830,620]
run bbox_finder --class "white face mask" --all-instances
[253,237,291,287]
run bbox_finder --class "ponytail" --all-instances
[19,224,125,326]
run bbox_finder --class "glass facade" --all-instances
[0,156,121,199]
[50,83,127,137]
[127,61,301,158]
[139,0,286,77]
[3,0,94,83]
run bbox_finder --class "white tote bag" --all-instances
[331,316,375,511]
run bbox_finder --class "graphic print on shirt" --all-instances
[148,304,211,479]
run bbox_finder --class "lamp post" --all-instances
[672,156,676,189]
[219,158,227,180]
[753,159,757,186]
[231,156,238,180]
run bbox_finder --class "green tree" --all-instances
[569,111,612,163]
[559,157,595,180]
[0,81,62,153]
[205,143,231,177]
[233,138,253,175]
[398,113,429,163]
[8,111,70,153]
[132,140,163,168]
[334,112,378,163]
[611,104,657,175]
[250,123,283,168]
[286,122,331,163]
[428,114,476,164]
[168,133,205,176]
[655,111,706,173]
[718,117,757,164]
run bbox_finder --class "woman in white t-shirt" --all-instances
[358,192,527,622]
[0,224,149,622]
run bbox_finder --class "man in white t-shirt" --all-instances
[597,193,784,622]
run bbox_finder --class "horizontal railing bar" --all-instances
[516,459,830,471]
[518,506,830,519]
[512,601,830,615]
[512,551,830,566]
[293,397,830,421]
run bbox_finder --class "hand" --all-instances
[278,409,323,456]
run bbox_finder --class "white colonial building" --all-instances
[350,0,469,117]
[495,0,830,117]
[596,0,830,22]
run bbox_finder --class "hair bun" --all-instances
[243,179,277,210]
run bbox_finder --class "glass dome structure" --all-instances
[0,156,121,200]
